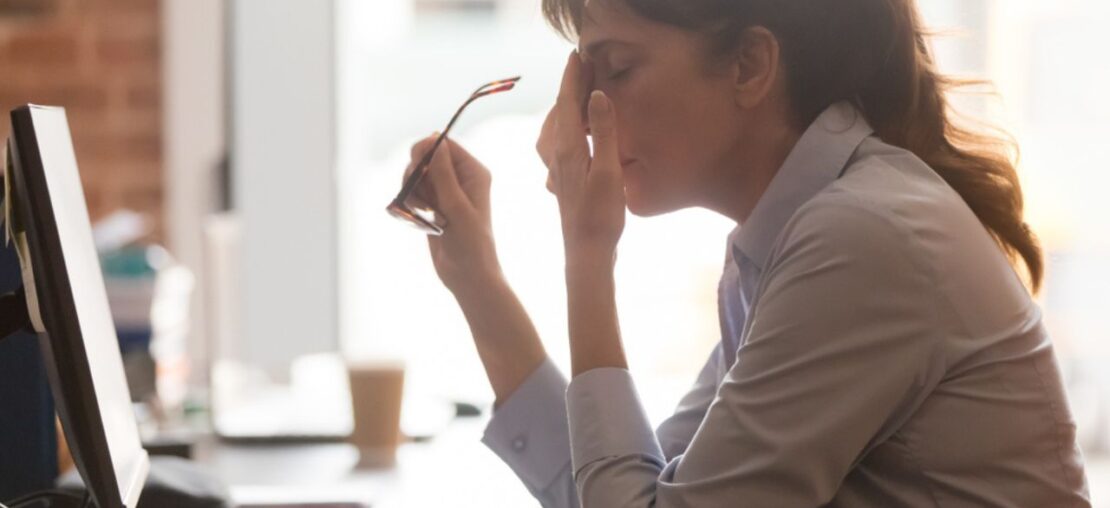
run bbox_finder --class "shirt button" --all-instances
[511,436,526,452]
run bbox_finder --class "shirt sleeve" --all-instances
[654,343,726,461]
[482,357,578,508]
[566,200,945,507]
[483,346,725,508]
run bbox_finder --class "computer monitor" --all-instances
[7,105,149,508]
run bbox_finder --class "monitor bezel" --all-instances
[8,104,148,508]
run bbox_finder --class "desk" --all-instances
[193,417,538,507]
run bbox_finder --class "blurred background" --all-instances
[0,0,1107,505]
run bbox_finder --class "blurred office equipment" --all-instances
[3,104,228,508]
[0,212,57,501]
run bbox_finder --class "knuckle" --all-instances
[432,189,456,209]
[536,144,552,167]
[411,138,434,159]
[477,166,492,182]
[554,143,576,164]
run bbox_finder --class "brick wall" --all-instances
[0,0,162,241]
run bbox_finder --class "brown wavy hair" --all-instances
[543,0,1044,293]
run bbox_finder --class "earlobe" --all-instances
[732,26,780,109]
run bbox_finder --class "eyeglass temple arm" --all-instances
[393,98,474,202]
[394,79,520,203]
[392,84,517,200]
[471,76,520,96]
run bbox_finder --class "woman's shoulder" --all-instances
[775,136,1038,337]
[800,136,997,263]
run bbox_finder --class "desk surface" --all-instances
[193,417,538,507]
[192,418,1110,507]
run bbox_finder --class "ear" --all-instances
[731,26,781,109]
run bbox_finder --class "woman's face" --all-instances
[578,0,743,217]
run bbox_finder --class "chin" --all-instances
[625,188,677,218]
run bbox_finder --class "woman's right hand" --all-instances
[403,134,503,294]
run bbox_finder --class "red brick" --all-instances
[96,33,158,66]
[88,5,158,39]
[3,26,78,65]
[0,0,163,242]
[126,83,159,110]
[80,0,157,18]
[0,0,60,19]
[0,82,109,111]
[72,133,160,166]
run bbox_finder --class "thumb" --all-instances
[587,90,619,175]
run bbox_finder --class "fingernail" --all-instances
[589,90,609,115]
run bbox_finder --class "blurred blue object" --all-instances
[0,227,57,499]
[101,246,159,353]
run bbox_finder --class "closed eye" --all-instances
[607,67,632,81]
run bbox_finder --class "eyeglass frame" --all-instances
[386,76,521,236]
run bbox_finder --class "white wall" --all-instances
[231,0,338,380]
[162,0,226,387]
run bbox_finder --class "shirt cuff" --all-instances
[482,357,572,492]
[567,367,663,473]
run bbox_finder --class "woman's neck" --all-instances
[700,115,802,225]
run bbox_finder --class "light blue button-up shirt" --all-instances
[482,102,1091,507]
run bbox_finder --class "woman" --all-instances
[401,0,1091,506]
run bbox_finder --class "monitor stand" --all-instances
[0,286,31,342]
[0,491,86,508]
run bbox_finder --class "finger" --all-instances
[422,134,469,212]
[401,159,433,210]
[410,133,438,165]
[405,194,432,211]
[406,136,445,204]
[442,137,492,209]
[442,137,484,183]
[580,61,595,131]
[402,155,423,185]
[537,105,562,193]
[554,51,591,171]
[587,90,620,182]
[406,135,439,189]
[536,105,558,169]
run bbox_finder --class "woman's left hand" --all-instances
[537,51,627,262]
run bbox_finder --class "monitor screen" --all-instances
[8,105,148,508]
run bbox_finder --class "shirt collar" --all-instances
[731,101,874,271]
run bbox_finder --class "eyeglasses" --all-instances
[386,76,521,236]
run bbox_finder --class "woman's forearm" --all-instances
[451,274,548,406]
[566,252,627,377]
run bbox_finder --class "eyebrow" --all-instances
[579,39,637,60]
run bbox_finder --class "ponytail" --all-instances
[543,0,1044,293]
[854,1,1044,294]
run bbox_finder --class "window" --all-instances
[337,0,732,423]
